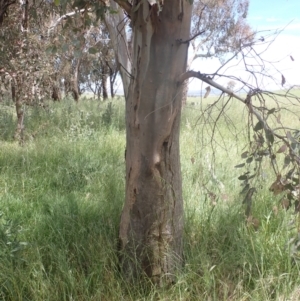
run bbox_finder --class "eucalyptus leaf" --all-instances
[265,129,274,144]
[277,144,287,153]
[246,157,253,163]
[254,121,264,132]
[235,163,245,168]
[287,131,297,143]
[267,108,276,115]
[284,155,291,166]
[241,151,248,158]
[88,47,98,54]
[238,174,248,180]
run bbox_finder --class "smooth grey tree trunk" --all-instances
[114,1,192,285]
[101,61,108,100]
[104,1,131,98]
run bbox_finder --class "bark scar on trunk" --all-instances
[178,0,184,21]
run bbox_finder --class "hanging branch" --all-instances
[178,70,288,142]
[178,30,300,219]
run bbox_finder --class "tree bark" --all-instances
[101,61,108,100]
[51,84,61,101]
[104,1,131,98]
[108,64,117,99]
[72,58,81,102]
[11,80,16,102]
[13,0,28,143]
[181,80,188,106]
[118,0,192,285]
[14,77,24,143]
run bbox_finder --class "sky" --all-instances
[188,0,300,94]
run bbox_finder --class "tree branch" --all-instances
[177,30,206,44]
[113,0,132,15]
[194,52,214,59]
[104,0,131,97]
[178,70,286,142]
[48,8,91,33]
[178,71,235,97]
[181,71,300,171]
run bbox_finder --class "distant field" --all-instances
[1,93,300,300]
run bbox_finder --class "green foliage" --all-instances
[101,101,114,127]
[0,212,27,264]
[0,97,300,300]
[0,212,28,300]
[88,47,98,54]
[0,102,15,140]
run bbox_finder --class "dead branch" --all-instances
[194,52,214,59]
[177,30,206,44]
[48,8,91,33]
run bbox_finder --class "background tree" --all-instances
[48,9,118,101]
[0,0,58,140]
[0,0,16,25]
[182,0,253,104]
[78,24,118,99]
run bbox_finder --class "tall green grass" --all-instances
[0,96,299,300]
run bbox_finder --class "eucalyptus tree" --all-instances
[104,0,197,284]
[0,0,58,140]
[78,24,118,99]
[181,0,253,103]
[103,0,252,284]
[47,8,118,101]
[103,0,299,286]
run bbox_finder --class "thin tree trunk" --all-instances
[72,58,81,102]
[181,80,189,106]
[13,0,28,143]
[104,1,131,98]
[11,80,16,102]
[101,62,108,100]
[109,66,116,99]
[51,73,61,101]
[15,99,24,142]
[118,1,192,285]
[97,88,101,100]
[14,77,24,143]
[110,80,114,98]
[102,77,108,99]
[51,84,61,101]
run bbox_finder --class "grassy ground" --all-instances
[0,95,300,300]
